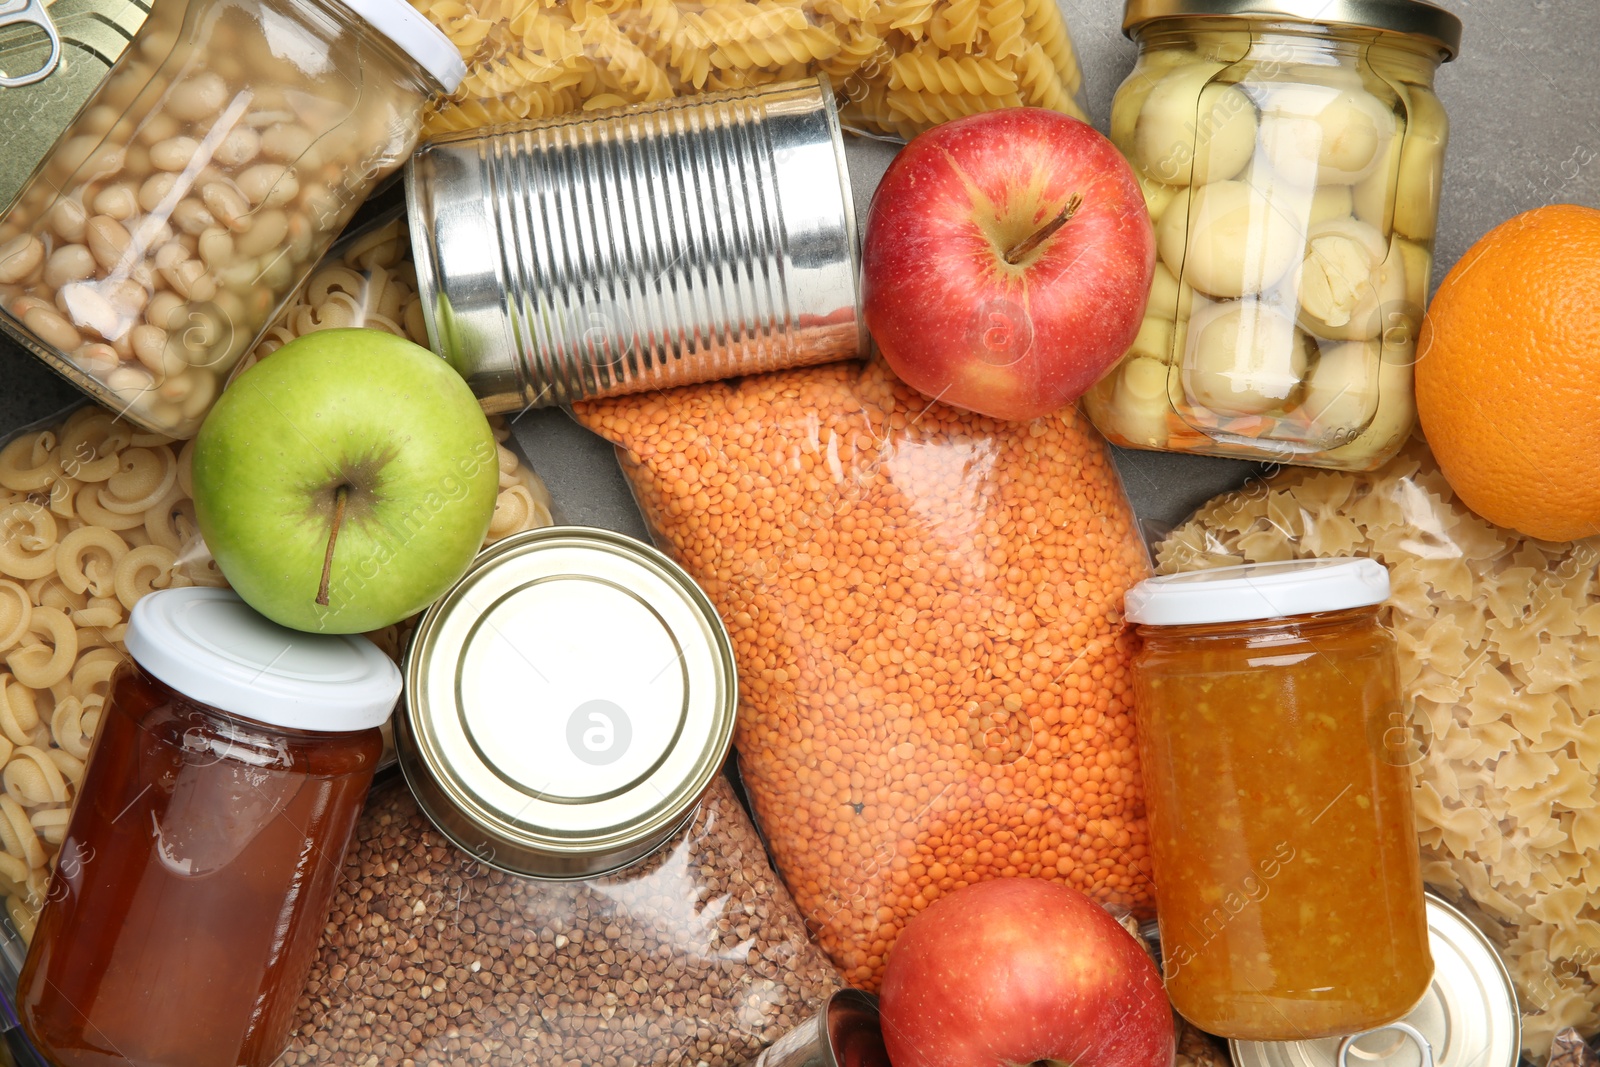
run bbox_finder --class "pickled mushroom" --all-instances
[1182,299,1312,418]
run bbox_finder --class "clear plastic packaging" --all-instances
[274,773,842,1066]
[574,358,1156,989]
[407,0,1087,141]
[0,0,462,438]
[1084,11,1456,470]
[1153,436,1600,1065]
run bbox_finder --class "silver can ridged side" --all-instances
[407,77,862,411]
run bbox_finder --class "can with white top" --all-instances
[400,526,739,879]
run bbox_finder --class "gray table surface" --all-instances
[2,0,1596,538]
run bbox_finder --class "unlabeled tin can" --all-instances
[1229,894,1520,1067]
[746,990,889,1067]
[399,526,739,880]
[406,76,863,411]
[0,0,145,212]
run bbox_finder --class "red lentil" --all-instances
[576,360,1155,988]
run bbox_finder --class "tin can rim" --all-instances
[401,526,739,878]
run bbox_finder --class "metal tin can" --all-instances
[745,990,889,1067]
[406,76,863,412]
[1229,894,1521,1067]
[0,0,145,211]
[399,526,739,880]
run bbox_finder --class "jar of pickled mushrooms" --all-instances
[0,0,465,437]
[1084,0,1460,470]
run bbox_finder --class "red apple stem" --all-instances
[316,485,349,608]
[1002,193,1084,265]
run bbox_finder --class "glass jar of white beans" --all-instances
[1083,0,1460,471]
[0,0,464,438]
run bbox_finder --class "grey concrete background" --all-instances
[2,0,1597,539]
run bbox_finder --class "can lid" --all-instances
[1122,0,1462,60]
[126,588,401,732]
[1228,894,1521,1067]
[402,527,738,877]
[330,0,466,92]
[1124,558,1390,626]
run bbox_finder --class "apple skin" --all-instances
[861,108,1155,422]
[878,879,1173,1067]
[192,328,499,635]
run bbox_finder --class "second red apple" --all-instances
[861,108,1155,422]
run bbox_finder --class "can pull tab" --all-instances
[1337,1021,1435,1067]
[0,0,62,88]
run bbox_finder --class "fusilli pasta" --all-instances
[407,0,1088,138]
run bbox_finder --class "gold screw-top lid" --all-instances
[1122,0,1462,59]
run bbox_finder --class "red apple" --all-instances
[878,879,1172,1067]
[861,108,1155,422]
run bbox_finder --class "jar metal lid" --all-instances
[1124,557,1390,626]
[1228,893,1521,1067]
[125,588,401,732]
[1122,0,1462,60]
[400,527,738,880]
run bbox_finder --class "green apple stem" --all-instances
[316,485,349,607]
[1003,194,1084,265]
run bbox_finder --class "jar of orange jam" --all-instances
[18,587,399,1067]
[1124,558,1432,1041]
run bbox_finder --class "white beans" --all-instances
[43,246,97,290]
[167,72,228,122]
[86,216,133,271]
[200,183,250,230]
[237,163,297,207]
[150,137,201,172]
[3,3,428,440]
[0,236,44,284]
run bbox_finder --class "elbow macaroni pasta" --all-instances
[407,0,1087,139]
[1,225,553,939]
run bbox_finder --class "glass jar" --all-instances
[1124,559,1432,1041]
[1084,0,1460,470]
[17,587,400,1067]
[0,0,464,438]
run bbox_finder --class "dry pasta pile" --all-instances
[1155,437,1600,1064]
[0,219,554,942]
[408,0,1086,140]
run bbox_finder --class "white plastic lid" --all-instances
[125,588,402,732]
[1124,558,1391,626]
[335,0,466,93]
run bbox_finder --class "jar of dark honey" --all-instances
[17,587,399,1067]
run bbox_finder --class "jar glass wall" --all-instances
[0,0,454,437]
[1126,561,1433,1040]
[1085,14,1454,470]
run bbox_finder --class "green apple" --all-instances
[192,328,500,634]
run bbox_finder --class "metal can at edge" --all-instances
[399,526,739,880]
[0,0,148,212]
[1228,893,1521,1067]
[405,75,863,412]
[746,990,889,1067]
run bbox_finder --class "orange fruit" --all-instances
[1415,204,1600,542]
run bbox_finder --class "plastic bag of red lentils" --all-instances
[573,358,1155,989]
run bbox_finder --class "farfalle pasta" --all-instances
[1155,436,1600,1065]
[407,0,1087,141]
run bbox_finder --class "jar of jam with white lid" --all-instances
[18,586,400,1067]
[1125,558,1431,1041]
